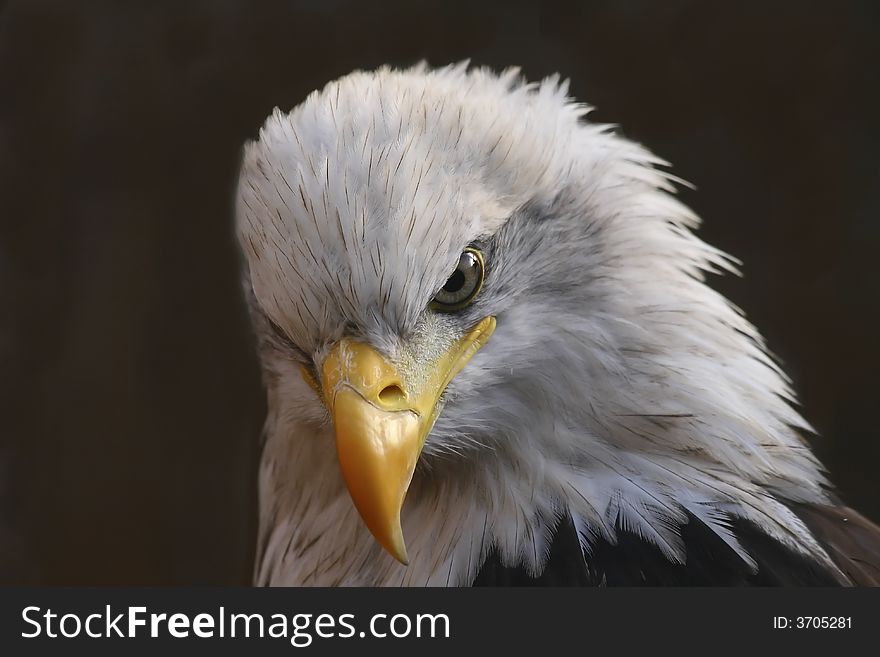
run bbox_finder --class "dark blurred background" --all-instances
[1,0,878,584]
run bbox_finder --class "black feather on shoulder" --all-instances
[471,506,876,586]
[792,503,880,586]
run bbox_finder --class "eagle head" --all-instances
[235,63,851,586]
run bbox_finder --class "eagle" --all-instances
[235,63,880,586]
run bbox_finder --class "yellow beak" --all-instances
[304,316,495,564]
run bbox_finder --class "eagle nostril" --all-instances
[377,384,406,407]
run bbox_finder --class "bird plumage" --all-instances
[236,62,879,586]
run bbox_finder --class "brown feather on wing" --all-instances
[794,503,880,586]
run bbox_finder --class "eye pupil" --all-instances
[443,269,466,293]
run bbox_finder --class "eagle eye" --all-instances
[430,247,485,312]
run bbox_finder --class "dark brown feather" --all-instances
[473,510,847,586]
[793,504,880,586]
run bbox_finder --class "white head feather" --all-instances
[236,63,837,585]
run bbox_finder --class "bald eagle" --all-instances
[235,63,880,586]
